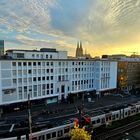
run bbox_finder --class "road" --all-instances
[0,94,140,138]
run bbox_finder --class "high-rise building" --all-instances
[0,40,4,58]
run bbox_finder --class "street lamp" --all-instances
[28,93,32,140]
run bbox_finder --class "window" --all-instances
[32,54,35,58]
[46,55,48,59]
[33,85,37,91]
[23,62,26,66]
[13,79,17,84]
[24,86,27,92]
[51,83,53,88]
[38,62,41,65]
[47,90,49,95]
[18,78,22,83]
[50,55,52,59]
[23,78,27,83]
[46,62,49,66]
[41,54,43,59]
[46,134,51,139]
[33,69,36,74]
[18,87,22,93]
[13,70,16,76]
[42,77,45,80]
[51,90,53,94]
[51,76,53,80]
[37,54,39,58]
[52,132,56,138]
[28,62,31,66]
[47,84,49,89]
[42,62,45,66]
[61,85,65,93]
[33,77,36,81]
[46,69,49,73]
[28,70,32,74]
[18,62,22,66]
[51,62,53,66]
[97,119,100,123]
[58,76,61,81]
[38,77,41,81]
[57,130,63,137]
[51,69,53,73]
[33,62,36,66]
[47,76,49,80]
[68,86,69,91]
[23,70,27,75]
[16,53,24,58]
[12,62,16,66]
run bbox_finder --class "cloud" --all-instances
[50,0,140,47]
[0,0,140,56]
[0,0,57,33]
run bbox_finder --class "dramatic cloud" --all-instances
[0,0,140,56]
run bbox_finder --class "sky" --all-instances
[0,0,140,57]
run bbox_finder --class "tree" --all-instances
[69,124,92,140]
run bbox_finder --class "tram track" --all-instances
[94,119,140,140]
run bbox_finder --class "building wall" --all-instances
[0,59,117,105]
[118,61,140,91]
[6,50,67,59]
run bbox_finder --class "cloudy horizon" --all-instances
[0,0,140,57]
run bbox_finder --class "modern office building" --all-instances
[117,60,140,92]
[0,48,117,108]
[0,40,4,58]
[102,54,140,93]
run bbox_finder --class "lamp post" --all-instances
[28,93,32,140]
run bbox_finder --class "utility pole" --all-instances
[82,93,84,108]
[28,93,32,140]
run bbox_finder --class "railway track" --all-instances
[94,119,140,140]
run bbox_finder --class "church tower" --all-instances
[75,41,83,58]
[76,42,79,57]
[79,41,83,56]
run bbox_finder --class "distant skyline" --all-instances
[0,0,140,57]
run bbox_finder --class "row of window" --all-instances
[12,61,105,67]
[12,69,54,76]
[33,127,71,140]
[12,61,54,67]
[13,76,54,84]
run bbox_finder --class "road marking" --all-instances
[9,124,14,132]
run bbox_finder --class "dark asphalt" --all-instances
[0,94,140,138]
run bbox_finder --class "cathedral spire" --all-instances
[76,41,83,57]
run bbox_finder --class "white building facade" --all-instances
[0,49,117,105]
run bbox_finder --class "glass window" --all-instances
[13,79,17,84]
[12,62,16,66]
[28,62,31,66]
[46,134,51,139]
[57,130,63,137]
[23,62,26,66]
[18,62,22,66]
[33,62,36,66]
[52,132,56,138]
